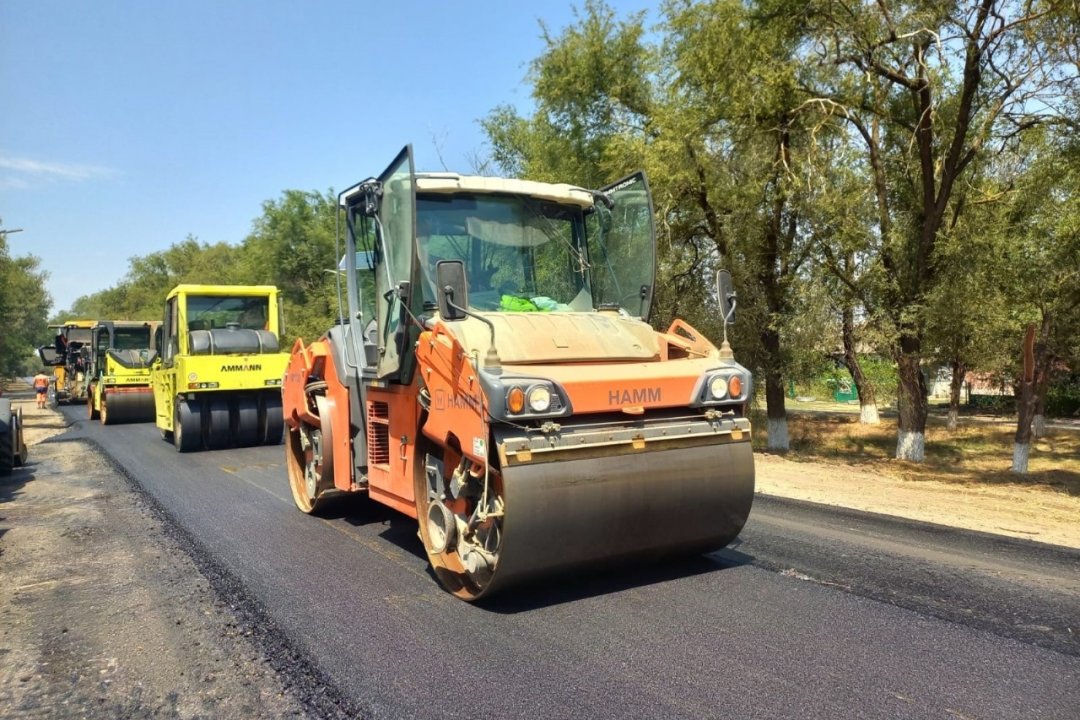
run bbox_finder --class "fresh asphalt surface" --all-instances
[54,406,1079,720]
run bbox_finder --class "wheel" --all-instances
[205,396,231,450]
[232,395,259,447]
[88,384,100,420]
[13,406,26,466]
[260,392,284,446]
[173,397,202,453]
[413,441,505,601]
[0,399,14,476]
[100,391,111,425]
[285,395,334,514]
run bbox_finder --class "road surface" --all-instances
[54,405,1080,719]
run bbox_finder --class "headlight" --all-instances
[504,380,564,416]
[709,375,729,400]
[727,375,743,399]
[527,385,552,413]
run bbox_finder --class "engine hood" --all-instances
[444,312,659,364]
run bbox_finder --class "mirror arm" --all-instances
[719,296,736,359]
[443,292,502,372]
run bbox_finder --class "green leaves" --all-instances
[51,190,341,349]
[0,227,51,378]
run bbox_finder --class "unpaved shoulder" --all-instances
[0,403,306,719]
[754,452,1080,549]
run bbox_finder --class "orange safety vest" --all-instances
[33,374,50,390]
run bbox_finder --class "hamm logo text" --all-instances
[609,387,661,405]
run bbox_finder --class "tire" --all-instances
[100,391,112,425]
[260,392,284,446]
[205,396,230,450]
[0,399,14,476]
[14,406,26,466]
[88,384,100,420]
[233,395,259,447]
[174,397,202,453]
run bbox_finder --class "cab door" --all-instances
[585,171,657,320]
[370,145,417,381]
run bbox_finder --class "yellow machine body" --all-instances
[151,284,290,451]
[38,320,95,404]
[87,320,159,424]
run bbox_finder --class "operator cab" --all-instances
[338,145,658,382]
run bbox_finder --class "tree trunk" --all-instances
[1014,317,1051,473]
[947,359,965,432]
[762,326,789,451]
[1013,332,1037,474]
[895,331,928,461]
[1032,365,1050,439]
[842,305,879,424]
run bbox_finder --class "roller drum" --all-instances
[487,440,754,595]
[101,390,155,424]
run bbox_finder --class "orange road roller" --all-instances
[283,146,755,600]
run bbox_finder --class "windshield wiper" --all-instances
[520,197,590,274]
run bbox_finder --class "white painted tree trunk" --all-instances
[767,417,790,451]
[1032,414,1046,439]
[1012,442,1030,473]
[859,403,880,425]
[946,409,958,431]
[895,431,925,462]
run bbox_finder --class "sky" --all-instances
[1,0,657,313]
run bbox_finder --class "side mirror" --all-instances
[436,260,469,322]
[716,269,736,324]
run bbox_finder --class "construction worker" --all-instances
[33,370,50,409]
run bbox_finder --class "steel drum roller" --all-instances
[431,432,755,600]
[102,390,155,424]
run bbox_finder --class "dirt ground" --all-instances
[755,453,1080,549]
[2,399,1077,718]
[0,401,306,719]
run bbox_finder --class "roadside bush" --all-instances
[1046,376,1080,417]
[790,356,897,404]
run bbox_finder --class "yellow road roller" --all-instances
[151,284,290,452]
[87,320,159,424]
[37,320,95,404]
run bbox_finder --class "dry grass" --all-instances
[753,413,1080,497]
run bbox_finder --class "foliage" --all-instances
[53,191,341,349]
[61,236,242,322]
[233,189,340,345]
[1046,375,1080,418]
[792,356,897,405]
[480,0,1078,460]
[42,1,1080,467]
[0,225,52,379]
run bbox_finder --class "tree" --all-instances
[804,134,887,424]
[1000,130,1080,472]
[486,0,831,450]
[60,236,242,323]
[802,0,1080,460]
[0,225,52,382]
[235,189,340,346]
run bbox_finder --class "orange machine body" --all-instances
[282,146,755,600]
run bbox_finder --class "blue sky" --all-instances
[1,0,657,313]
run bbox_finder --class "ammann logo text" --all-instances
[608,387,661,405]
[221,363,262,372]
